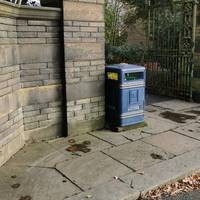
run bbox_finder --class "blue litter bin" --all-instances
[105,64,146,128]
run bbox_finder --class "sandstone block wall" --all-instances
[17,18,63,140]
[0,13,24,166]
[63,0,105,135]
[0,1,62,166]
[0,0,106,166]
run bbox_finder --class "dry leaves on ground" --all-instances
[143,171,200,200]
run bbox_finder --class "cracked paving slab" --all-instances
[120,130,150,142]
[89,130,130,146]
[142,131,200,156]
[90,129,150,146]
[103,140,174,171]
[63,180,140,200]
[120,147,200,196]
[0,165,81,200]
[5,141,74,168]
[8,134,113,169]
[56,151,132,190]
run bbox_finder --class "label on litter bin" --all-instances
[107,72,118,81]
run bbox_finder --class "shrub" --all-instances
[105,43,146,64]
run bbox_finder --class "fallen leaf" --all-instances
[144,171,200,199]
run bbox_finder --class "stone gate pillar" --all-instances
[63,0,105,135]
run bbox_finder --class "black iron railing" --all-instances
[146,0,197,100]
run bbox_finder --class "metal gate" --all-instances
[146,0,197,100]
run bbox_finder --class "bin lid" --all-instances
[106,64,145,72]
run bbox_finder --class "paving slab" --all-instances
[144,107,169,119]
[0,166,26,200]
[56,152,132,190]
[145,105,161,113]
[142,131,200,156]
[159,111,197,124]
[142,116,177,134]
[121,130,150,141]
[103,141,174,171]
[120,147,200,196]
[184,107,200,119]
[174,123,200,141]
[5,142,65,167]
[144,110,196,126]
[89,130,130,146]
[32,150,71,168]
[48,134,112,156]
[152,100,199,111]
[0,165,81,200]
[64,180,140,200]
[90,129,150,146]
[183,107,200,124]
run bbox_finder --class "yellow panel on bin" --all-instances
[107,72,118,81]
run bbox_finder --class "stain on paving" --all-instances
[186,110,200,115]
[11,183,20,189]
[188,129,194,132]
[19,196,32,200]
[11,175,17,179]
[150,153,165,160]
[66,140,91,153]
[160,111,196,123]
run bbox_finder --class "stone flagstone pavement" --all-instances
[1,96,200,200]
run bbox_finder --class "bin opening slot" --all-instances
[125,72,143,81]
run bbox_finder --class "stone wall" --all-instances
[0,0,62,166]
[0,0,106,166]
[63,0,105,135]
[17,17,63,140]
